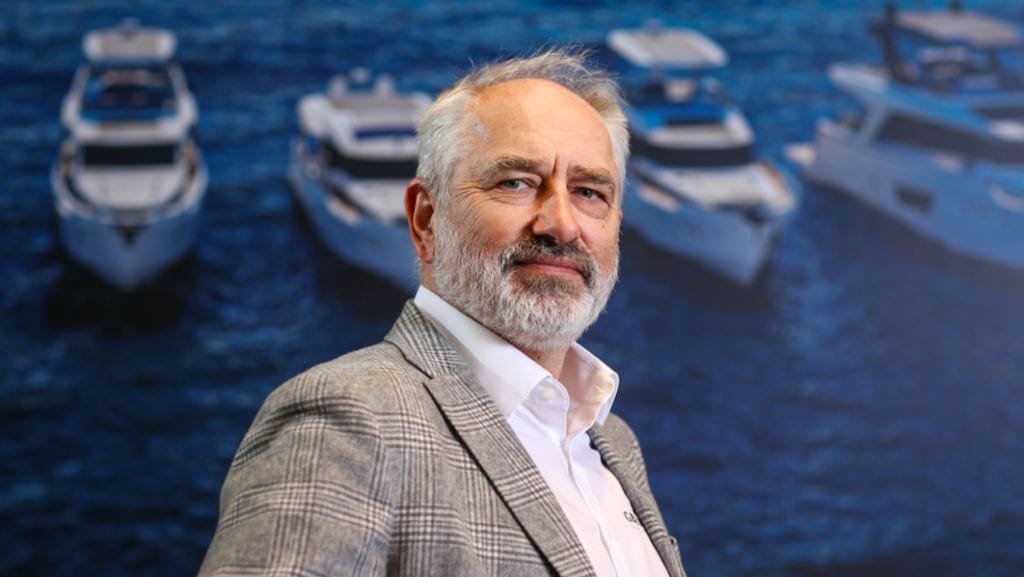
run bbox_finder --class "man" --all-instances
[200,50,686,577]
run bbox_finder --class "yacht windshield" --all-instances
[632,140,754,168]
[321,140,416,179]
[81,143,177,167]
[901,39,1024,92]
[81,64,177,121]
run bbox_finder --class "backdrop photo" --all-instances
[2,1,1023,576]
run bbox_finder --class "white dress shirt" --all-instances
[415,286,670,577]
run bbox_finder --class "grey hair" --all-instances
[415,48,629,206]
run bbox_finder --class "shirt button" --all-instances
[540,386,559,402]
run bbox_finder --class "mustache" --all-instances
[499,237,597,286]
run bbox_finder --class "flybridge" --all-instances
[84,19,177,64]
[871,4,1024,92]
[878,8,1023,50]
[607,24,727,72]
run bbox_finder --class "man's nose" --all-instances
[531,184,581,245]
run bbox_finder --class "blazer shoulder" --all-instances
[228,341,430,471]
[268,340,426,410]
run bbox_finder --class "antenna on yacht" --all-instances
[875,2,911,84]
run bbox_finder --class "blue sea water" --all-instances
[2,1,1024,576]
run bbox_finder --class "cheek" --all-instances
[443,202,513,252]
[472,206,532,247]
[585,220,621,266]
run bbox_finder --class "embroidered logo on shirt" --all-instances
[623,510,640,525]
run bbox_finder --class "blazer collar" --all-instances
[385,301,597,577]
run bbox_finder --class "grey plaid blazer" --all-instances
[199,302,686,577]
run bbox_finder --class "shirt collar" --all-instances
[414,286,619,425]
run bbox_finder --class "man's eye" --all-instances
[576,188,603,201]
[500,179,527,190]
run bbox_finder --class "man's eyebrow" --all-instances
[568,166,616,186]
[478,155,545,182]
[569,166,618,195]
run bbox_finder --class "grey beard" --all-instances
[431,211,618,353]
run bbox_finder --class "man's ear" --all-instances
[406,178,436,263]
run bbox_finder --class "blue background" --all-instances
[2,1,1023,576]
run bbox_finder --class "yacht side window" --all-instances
[876,114,1024,165]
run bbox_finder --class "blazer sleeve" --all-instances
[198,367,396,576]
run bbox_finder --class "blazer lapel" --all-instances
[385,302,596,577]
[589,425,687,577]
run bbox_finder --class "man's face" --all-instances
[428,78,622,352]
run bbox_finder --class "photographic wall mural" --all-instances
[2,1,1022,576]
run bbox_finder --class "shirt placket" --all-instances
[564,433,629,577]
[528,381,615,575]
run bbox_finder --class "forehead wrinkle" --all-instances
[464,82,618,192]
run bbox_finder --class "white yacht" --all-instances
[790,5,1024,270]
[289,69,430,291]
[609,24,797,285]
[52,19,207,290]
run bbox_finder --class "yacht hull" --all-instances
[288,139,417,292]
[51,158,207,291]
[624,163,789,285]
[805,120,1024,269]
